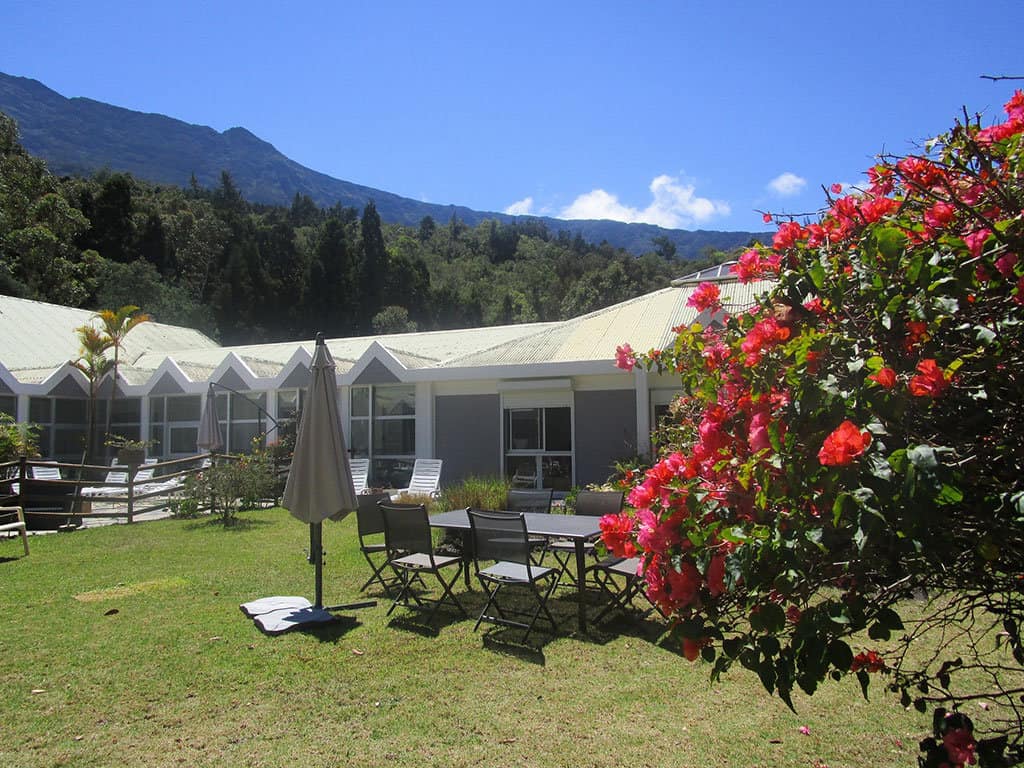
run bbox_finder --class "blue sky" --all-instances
[4,0,1022,232]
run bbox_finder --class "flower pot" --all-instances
[117,447,145,466]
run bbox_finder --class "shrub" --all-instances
[610,91,1024,765]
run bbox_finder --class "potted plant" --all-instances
[104,435,156,466]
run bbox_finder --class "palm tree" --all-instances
[69,325,114,463]
[94,305,150,457]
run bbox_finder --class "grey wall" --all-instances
[434,394,500,485]
[574,389,637,487]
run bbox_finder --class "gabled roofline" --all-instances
[341,341,409,385]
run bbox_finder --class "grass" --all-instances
[0,508,932,768]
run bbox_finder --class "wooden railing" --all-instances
[0,455,214,528]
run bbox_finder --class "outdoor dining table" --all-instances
[429,508,602,634]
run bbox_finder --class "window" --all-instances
[0,396,15,418]
[350,385,416,488]
[214,391,269,454]
[503,405,572,490]
[28,396,96,461]
[149,394,202,456]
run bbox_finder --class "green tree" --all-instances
[94,305,150,454]
[357,201,389,330]
[372,305,417,334]
[69,325,114,462]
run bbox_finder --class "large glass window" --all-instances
[504,405,572,490]
[0,395,16,418]
[29,396,99,462]
[350,385,416,488]
[150,394,202,457]
[214,391,269,454]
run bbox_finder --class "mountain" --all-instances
[0,72,768,257]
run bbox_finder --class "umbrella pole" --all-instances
[311,522,323,609]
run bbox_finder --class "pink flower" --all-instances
[615,343,636,371]
[995,251,1018,278]
[963,229,991,258]
[799,725,811,736]
[818,420,872,466]
[747,410,772,453]
[830,183,843,194]
[942,727,977,767]
[687,282,722,313]
[924,200,956,230]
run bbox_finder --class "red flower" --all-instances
[942,727,977,767]
[850,650,886,673]
[687,281,722,313]
[868,367,896,389]
[682,636,710,661]
[903,320,929,354]
[818,420,872,466]
[908,359,951,397]
[599,512,637,559]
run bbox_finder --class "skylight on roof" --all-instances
[671,261,737,286]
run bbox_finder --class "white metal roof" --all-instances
[1,276,774,389]
[0,294,218,375]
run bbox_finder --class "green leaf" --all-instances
[907,445,939,471]
[856,670,871,699]
[875,607,904,631]
[906,252,925,283]
[808,260,826,291]
[875,227,907,260]
[827,640,854,672]
[868,623,891,641]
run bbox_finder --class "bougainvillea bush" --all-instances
[608,92,1024,767]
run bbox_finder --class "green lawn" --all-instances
[1,508,929,767]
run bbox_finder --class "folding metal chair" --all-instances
[468,509,561,640]
[505,488,553,564]
[380,502,466,623]
[355,492,399,594]
[547,490,624,586]
[587,556,663,623]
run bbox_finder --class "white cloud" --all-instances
[503,196,535,216]
[559,175,729,228]
[768,172,807,196]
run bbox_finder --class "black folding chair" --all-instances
[380,502,466,623]
[355,492,400,594]
[587,556,664,623]
[468,509,561,640]
[505,488,553,564]
[547,490,624,586]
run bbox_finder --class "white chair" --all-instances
[30,464,62,481]
[391,459,443,500]
[350,457,369,495]
[80,466,129,498]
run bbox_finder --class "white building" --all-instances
[0,267,770,489]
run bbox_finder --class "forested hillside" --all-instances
[0,112,739,345]
[0,72,768,258]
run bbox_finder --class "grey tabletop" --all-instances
[429,509,601,539]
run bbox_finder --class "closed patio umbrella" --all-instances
[282,333,358,610]
[243,334,371,634]
[197,384,223,453]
